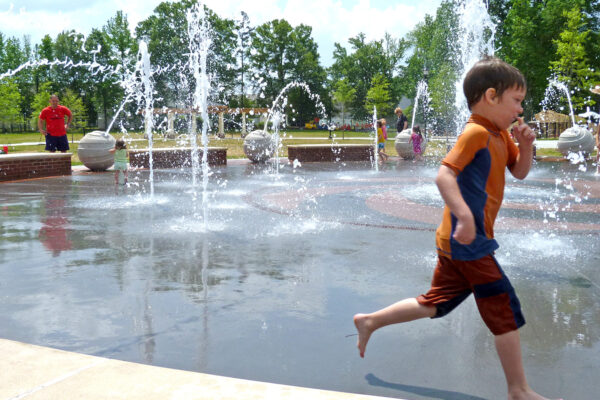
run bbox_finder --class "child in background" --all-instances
[109,139,128,185]
[409,125,424,160]
[380,118,388,140]
[377,120,388,162]
[354,57,558,400]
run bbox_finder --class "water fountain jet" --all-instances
[543,79,595,157]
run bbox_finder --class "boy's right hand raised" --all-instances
[512,117,535,146]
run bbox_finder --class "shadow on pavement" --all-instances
[365,373,488,400]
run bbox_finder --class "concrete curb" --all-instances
[0,338,398,400]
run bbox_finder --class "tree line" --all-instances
[0,0,599,134]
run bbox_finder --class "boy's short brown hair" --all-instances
[463,56,526,110]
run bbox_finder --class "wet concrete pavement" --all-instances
[0,160,598,399]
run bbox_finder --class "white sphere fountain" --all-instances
[77,131,116,171]
[557,126,595,157]
[395,129,428,160]
[243,130,274,163]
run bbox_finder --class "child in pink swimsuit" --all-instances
[410,125,423,160]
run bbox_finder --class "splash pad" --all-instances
[2,0,599,398]
[0,159,598,399]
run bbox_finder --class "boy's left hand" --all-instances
[512,117,535,146]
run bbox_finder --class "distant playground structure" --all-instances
[148,106,270,138]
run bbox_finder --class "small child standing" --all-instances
[409,124,424,160]
[354,57,558,400]
[376,120,389,162]
[109,139,128,185]
[380,118,388,140]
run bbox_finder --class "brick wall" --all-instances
[129,147,227,169]
[287,144,374,162]
[0,153,72,182]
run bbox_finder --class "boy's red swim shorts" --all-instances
[417,254,525,335]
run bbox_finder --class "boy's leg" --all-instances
[354,256,471,358]
[353,298,435,358]
[466,256,555,399]
[495,330,553,400]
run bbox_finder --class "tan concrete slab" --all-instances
[0,339,102,399]
[1,339,398,400]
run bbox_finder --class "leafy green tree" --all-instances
[329,32,406,121]
[135,0,193,105]
[249,19,329,123]
[206,9,237,106]
[0,78,23,130]
[332,78,356,125]
[61,89,88,130]
[50,30,101,124]
[135,0,237,108]
[104,11,137,71]
[403,0,458,134]
[550,6,598,111]
[286,24,330,123]
[85,13,138,130]
[233,11,254,107]
[33,35,54,92]
[17,36,35,121]
[497,0,600,117]
[52,30,88,94]
[427,62,457,135]
[365,74,392,116]
[0,35,36,124]
[84,29,114,127]
[0,36,27,72]
[249,19,295,102]
[0,33,4,70]
[487,0,512,42]
[94,11,138,130]
[30,81,53,128]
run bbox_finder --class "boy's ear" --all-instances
[483,88,498,104]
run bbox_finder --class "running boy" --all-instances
[354,57,558,400]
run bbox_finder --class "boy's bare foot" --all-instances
[508,387,562,400]
[353,313,374,358]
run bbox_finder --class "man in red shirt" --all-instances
[38,94,73,153]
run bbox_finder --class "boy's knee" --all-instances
[474,276,526,335]
[423,291,471,319]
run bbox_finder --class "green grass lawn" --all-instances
[1,130,586,163]
[1,130,383,164]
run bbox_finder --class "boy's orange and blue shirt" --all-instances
[436,114,519,261]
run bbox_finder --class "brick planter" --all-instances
[0,153,72,182]
[128,147,227,169]
[287,144,375,162]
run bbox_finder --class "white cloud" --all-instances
[201,0,441,65]
[1,0,441,66]
[0,1,164,43]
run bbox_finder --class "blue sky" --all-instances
[1,0,442,66]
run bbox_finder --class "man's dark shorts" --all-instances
[45,135,69,152]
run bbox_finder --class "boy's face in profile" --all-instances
[489,85,526,130]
